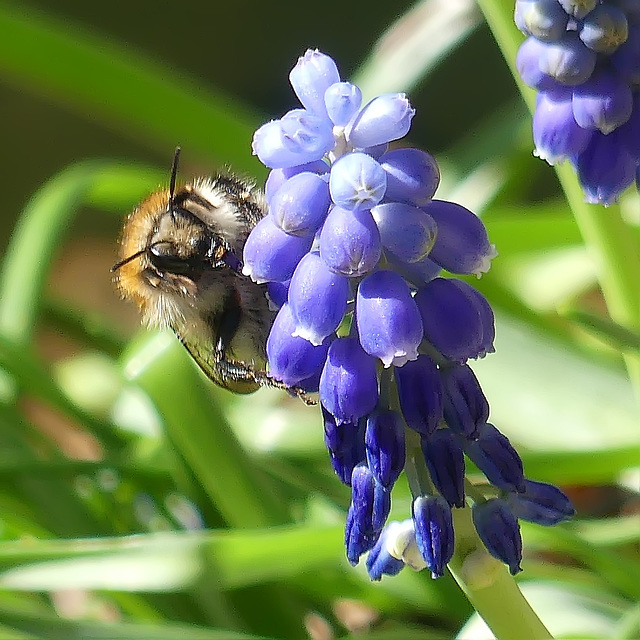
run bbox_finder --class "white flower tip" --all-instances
[472,244,498,278]
[242,264,266,284]
[379,356,394,368]
[402,542,428,571]
[533,148,559,165]
[385,519,415,559]
[292,325,324,346]
[390,348,420,368]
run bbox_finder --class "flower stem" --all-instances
[478,0,640,401]
[404,427,434,497]
[448,507,553,640]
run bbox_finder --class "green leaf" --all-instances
[0,3,264,174]
[522,524,640,601]
[520,448,640,485]
[563,309,640,353]
[0,526,342,591]
[0,335,129,450]
[472,314,639,459]
[121,331,290,527]
[0,606,272,640]
[0,161,162,346]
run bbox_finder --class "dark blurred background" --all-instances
[4,0,515,254]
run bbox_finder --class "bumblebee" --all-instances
[113,148,287,395]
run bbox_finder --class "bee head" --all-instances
[112,148,234,281]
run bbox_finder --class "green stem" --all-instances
[448,508,553,640]
[477,0,640,399]
[406,432,549,639]
[404,428,433,497]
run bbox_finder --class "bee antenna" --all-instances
[111,241,164,273]
[169,146,181,210]
[110,248,148,272]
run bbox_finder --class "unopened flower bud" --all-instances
[324,81,362,126]
[506,479,576,525]
[538,32,597,85]
[440,364,489,438]
[472,498,523,575]
[289,49,340,117]
[413,495,455,578]
[464,423,526,494]
[322,407,365,485]
[365,409,406,489]
[395,355,443,436]
[345,464,391,565]
[319,337,379,425]
[421,429,465,508]
[329,152,387,212]
[348,94,415,148]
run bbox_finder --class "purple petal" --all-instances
[319,206,382,277]
[533,90,592,164]
[371,202,437,264]
[422,200,496,277]
[356,270,423,367]
[572,70,633,134]
[266,303,330,386]
[270,171,331,236]
[573,128,636,205]
[329,152,387,212]
[288,252,350,345]
[348,94,415,148]
[379,148,440,206]
[289,49,341,117]
[319,337,379,425]
[242,215,312,284]
[414,277,484,363]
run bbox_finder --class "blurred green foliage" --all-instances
[0,1,638,638]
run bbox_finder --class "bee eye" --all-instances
[149,244,195,276]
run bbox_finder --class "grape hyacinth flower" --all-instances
[245,49,574,581]
[515,0,640,205]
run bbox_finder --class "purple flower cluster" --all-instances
[244,49,574,581]
[515,0,640,205]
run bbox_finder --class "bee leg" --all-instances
[212,350,316,404]
[215,296,316,404]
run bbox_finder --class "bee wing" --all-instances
[178,335,260,395]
